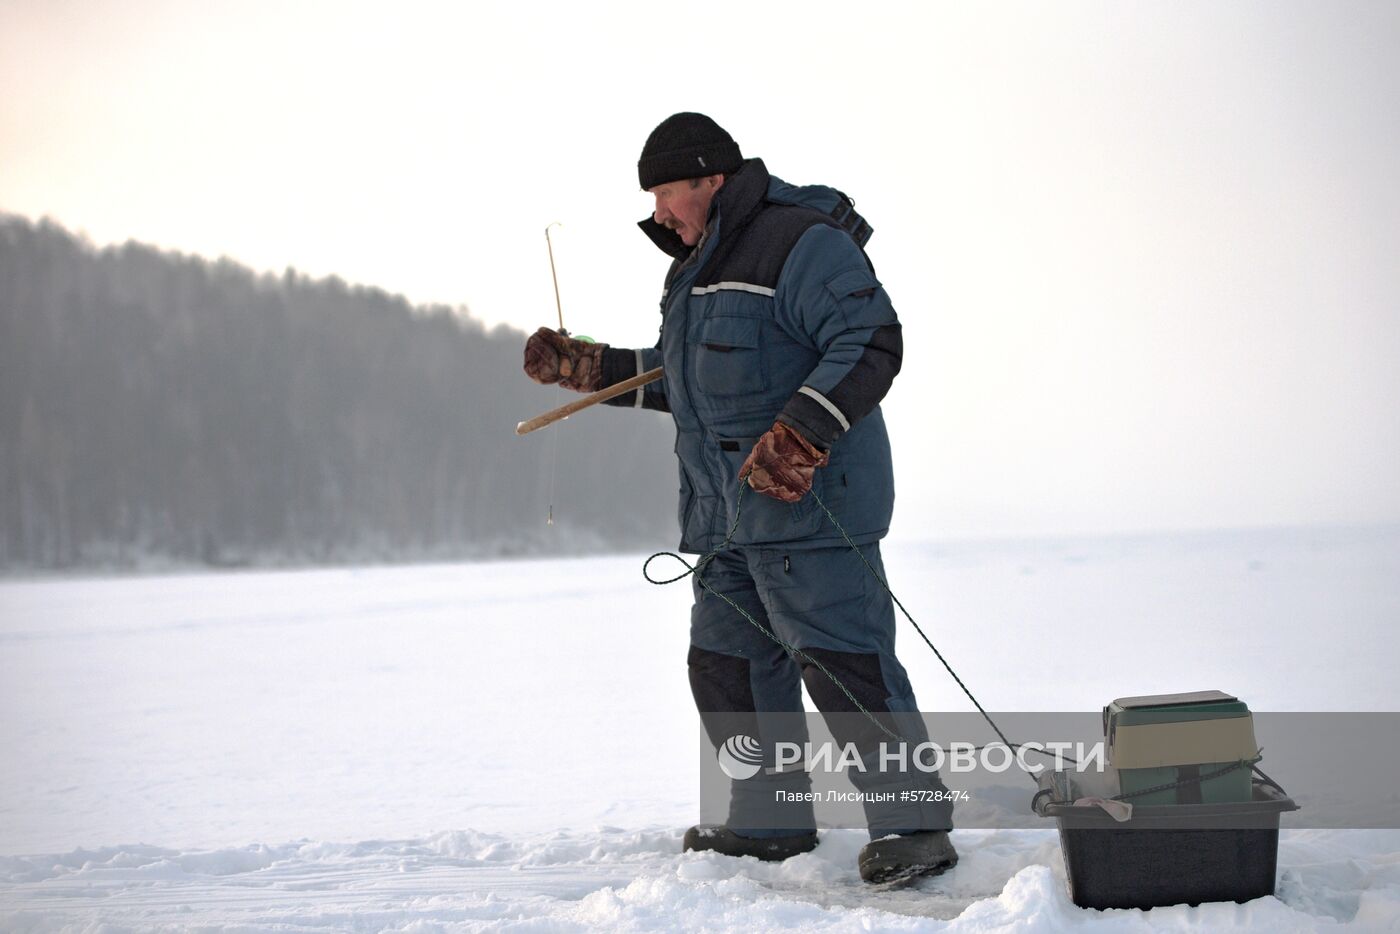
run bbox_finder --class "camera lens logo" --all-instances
[717,734,764,780]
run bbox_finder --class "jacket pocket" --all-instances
[695,316,767,396]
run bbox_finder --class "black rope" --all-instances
[1109,752,1263,802]
[644,484,905,744]
[645,480,1069,777]
[806,486,1023,758]
[1251,762,1289,796]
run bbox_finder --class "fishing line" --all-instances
[544,222,566,527]
[546,399,561,526]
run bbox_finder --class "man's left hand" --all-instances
[740,422,830,503]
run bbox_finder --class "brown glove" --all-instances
[523,327,607,392]
[740,422,830,504]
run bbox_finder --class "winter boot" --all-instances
[857,830,958,884]
[682,825,819,861]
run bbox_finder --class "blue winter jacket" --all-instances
[601,159,902,554]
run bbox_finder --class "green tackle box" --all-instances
[1104,690,1256,805]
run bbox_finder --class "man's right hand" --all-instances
[523,327,608,392]
[740,421,829,503]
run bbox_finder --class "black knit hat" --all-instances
[638,113,743,190]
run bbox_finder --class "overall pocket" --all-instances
[694,316,767,396]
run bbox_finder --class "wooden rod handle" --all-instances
[515,367,665,436]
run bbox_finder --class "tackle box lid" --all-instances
[1112,690,1240,710]
[1104,691,1250,734]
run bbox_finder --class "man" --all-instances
[522,113,956,884]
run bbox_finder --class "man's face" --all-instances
[649,175,723,247]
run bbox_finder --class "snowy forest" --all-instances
[0,215,677,569]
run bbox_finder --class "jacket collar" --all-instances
[637,158,771,260]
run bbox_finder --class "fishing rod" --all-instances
[545,222,566,335]
[517,222,664,437]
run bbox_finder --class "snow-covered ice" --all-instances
[2,526,1398,931]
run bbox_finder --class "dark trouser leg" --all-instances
[752,543,955,837]
[689,549,814,837]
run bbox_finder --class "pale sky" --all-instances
[2,0,1397,539]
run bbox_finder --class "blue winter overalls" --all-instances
[600,159,953,837]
